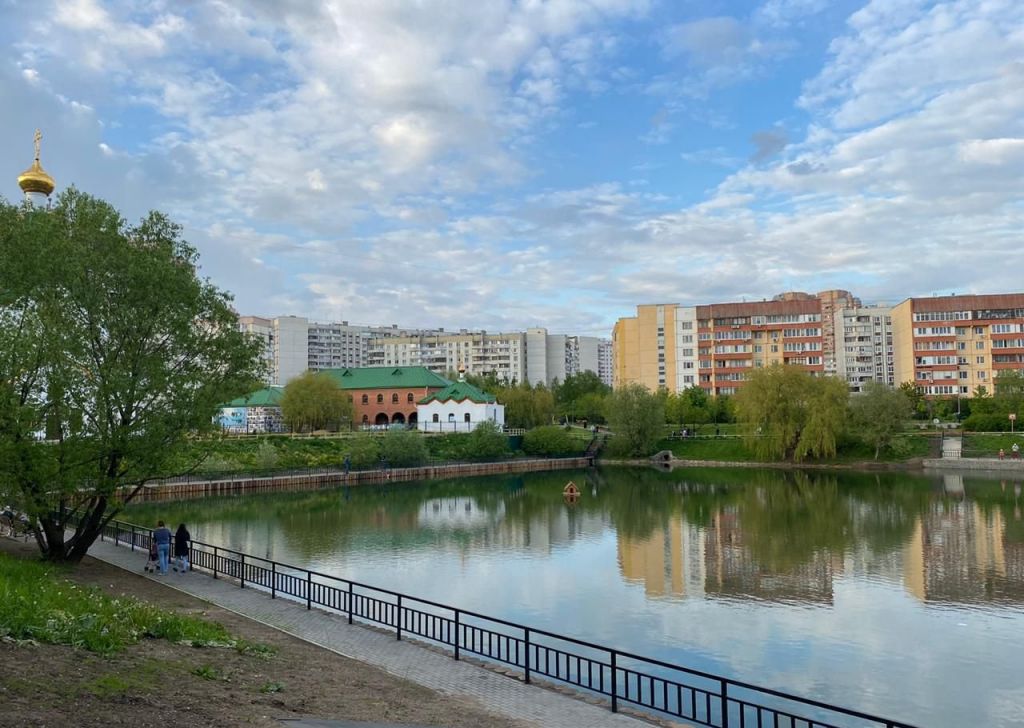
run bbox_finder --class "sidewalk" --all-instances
[86,538,658,728]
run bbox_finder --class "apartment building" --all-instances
[834,305,894,392]
[597,340,613,387]
[613,296,825,395]
[525,328,610,386]
[367,331,527,383]
[892,293,1024,397]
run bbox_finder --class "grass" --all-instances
[656,432,934,464]
[0,553,238,655]
[962,432,1024,458]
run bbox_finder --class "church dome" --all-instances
[17,130,56,197]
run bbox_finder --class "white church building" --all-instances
[417,376,505,433]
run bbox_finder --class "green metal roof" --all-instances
[322,366,451,390]
[223,386,284,408]
[418,380,497,405]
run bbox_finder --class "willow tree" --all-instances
[0,191,263,562]
[280,371,354,432]
[734,365,848,461]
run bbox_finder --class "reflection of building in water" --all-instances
[616,508,837,604]
[902,501,1024,604]
[703,510,837,604]
[616,515,706,599]
[417,497,505,530]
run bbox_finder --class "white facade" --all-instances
[371,332,526,383]
[597,339,613,387]
[834,305,895,392]
[417,399,505,433]
[273,316,310,385]
[238,316,275,383]
[525,327,611,386]
[673,306,699,391]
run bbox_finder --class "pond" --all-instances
[127,466,1024,727]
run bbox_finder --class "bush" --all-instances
[464,421,510,460]
[341,434,381,470]
[522,425,580,457]
[379,430,428,467]
[962,413,1010,432]
[253,441,280,470]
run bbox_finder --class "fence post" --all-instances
[306,571,312,610]
[396,595,402,641]
[721,681,730,728]
[523,628,530,684]
[454,610,460,660]
[115,522,120,545]
[131,524,135,552]
[271,562,276,599]
[213,546,219,579]
[348,582,354,624]
[610,650,618,713]
[240,553,245,589]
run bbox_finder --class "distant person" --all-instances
[173,523,191,573]
[715,425,721,438]
[152,520,172,575]
[999,448,1006,460]
[343,454,351,476]
[1013,443,1021,459]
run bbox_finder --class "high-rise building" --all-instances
[525,328,610,386]
[613,296,825,395]
[597,339,613,387]
[367,331,527,383]
[891,293,1024,397]
[834,304,894,392]
[814,289,862,376]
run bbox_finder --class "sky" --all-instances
[1,0,1022,337]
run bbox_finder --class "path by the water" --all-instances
[85,538,659,728]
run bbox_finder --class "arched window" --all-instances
[392,393,399,404]
[448,413,455,422]
[464,413,471,423]
[377,394,384,403]
[361,394,368,404]
[407,393,414,403]
[432,413,439,423]
[361,415,368,423]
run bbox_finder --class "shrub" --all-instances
[464,421,510,460]
[379,430,428,467]
[523,425,579,457]
[341,434,381,470]
[253,441,280,470]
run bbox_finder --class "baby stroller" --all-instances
[144,540,159,573]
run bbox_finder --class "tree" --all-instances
[848,383,912,459]
[464,420,510,460]
[379,429,428,467]
[734,365,849,461]
[0,191,263,562]
[898,381,926,419]
[522,425,579,457]
[605,383,665,456]
[280,371,354,432]
[496,382,555,428]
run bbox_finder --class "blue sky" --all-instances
[1,0,1022,337]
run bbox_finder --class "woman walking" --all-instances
[174,523,191,573]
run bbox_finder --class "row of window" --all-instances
[359,393,418,404]
[913,311,971,322]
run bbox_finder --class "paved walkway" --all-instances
[86,538,658,728]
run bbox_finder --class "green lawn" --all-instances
[656,433,933,464]
[962,432,1024,459]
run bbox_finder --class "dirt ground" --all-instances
[0,538,528,728]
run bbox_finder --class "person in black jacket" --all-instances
[173,523,191,573]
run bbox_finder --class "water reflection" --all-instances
[128,467,1024,727]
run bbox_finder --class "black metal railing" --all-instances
[90,515,918,728]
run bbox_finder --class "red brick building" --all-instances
[323,366,449,426]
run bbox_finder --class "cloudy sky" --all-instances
[1,0,1022,336]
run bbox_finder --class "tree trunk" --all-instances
[36,497,110,564]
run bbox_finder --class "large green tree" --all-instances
[0,191,263,562]
[848,382,913,459]
[734,365,849,461]
[280,371,354,432]
[496,382,555,428]
[606,383,665,456]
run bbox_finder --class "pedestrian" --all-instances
[715,425,721,438]
[152,520,172,575]
[173,523,191,573]
[1013,443,1021,460]
[343,454,351,476]
[1000,448,1006,460]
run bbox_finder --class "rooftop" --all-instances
[322,366,451,390]
[418,380,497,405]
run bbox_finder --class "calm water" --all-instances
[128,467,1024,727]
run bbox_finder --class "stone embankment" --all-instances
[131,457,592,503]
[923,458,1024,472]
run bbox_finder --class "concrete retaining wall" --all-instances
[129,457,592,503]
[923,458,1024,472]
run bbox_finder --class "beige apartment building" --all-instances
[892,293,1024,397]
[613,296,825,395]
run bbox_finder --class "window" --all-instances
[432,414,439,423]
[407,393,414,403]
[392,393,399,403]
[976,342,985,350]
[464,413,471,423]
[976,356,985,364]
[361,394,368,404]
[377,394,384,403]
[448,413,455,422]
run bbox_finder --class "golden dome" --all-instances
[18,130,56,197]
